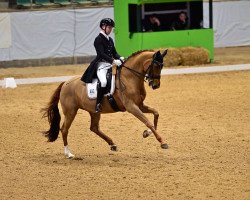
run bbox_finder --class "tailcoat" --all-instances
[81,33,120,83]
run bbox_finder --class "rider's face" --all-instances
[103,25,113,35]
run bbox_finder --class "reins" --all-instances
[115,51,165,91]
[120,59,163,81]
[121,64,148,81]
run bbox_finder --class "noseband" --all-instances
[145,59,163,80]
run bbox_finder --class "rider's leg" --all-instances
[96,68,108,112]
[96,83,104,112]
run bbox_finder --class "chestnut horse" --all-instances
[42,49,168,158]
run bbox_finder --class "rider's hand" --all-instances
[113,59,122,66]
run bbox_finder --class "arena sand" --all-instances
[0,70,249,200]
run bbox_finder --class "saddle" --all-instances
[86,75,115,99]
[86,70,120,112]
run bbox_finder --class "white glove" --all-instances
[120,57,125,62]
[113,59,122,66]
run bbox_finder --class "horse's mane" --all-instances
[124,49,155,64]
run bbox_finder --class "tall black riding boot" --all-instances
[95,85,105,113]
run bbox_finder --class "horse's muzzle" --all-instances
[152,84,160,90]
[149,79,160,90]
[151,79,160,90]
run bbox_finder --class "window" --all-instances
[128,1,203,33]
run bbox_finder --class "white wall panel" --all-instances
[0,1,250,62]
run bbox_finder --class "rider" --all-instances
[81,18,124,113]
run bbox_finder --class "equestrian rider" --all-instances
[81,18,124,113]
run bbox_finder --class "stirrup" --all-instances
[95,103,102,113]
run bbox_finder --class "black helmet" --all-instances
[100,18,115,28]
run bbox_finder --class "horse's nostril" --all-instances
[152,85,158,90]
[152,83,160,90]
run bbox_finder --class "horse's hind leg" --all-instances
[61,109,77,158]
[89,112,117,151]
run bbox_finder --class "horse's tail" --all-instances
[41,82,64,142]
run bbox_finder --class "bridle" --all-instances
[120,54,164,83]
[145,59,163,81]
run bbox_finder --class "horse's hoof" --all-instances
[110,145,117,151]
[161,143,168,149]
[143,129,152,138]
[66,152,75,159]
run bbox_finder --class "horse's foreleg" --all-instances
[61,110,77,158]
[89,112,117,151]
[140,104,159,138]
[126,103,168,149]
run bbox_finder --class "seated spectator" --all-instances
[142,14,162,32]
[170,11,188,31]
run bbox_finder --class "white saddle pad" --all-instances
[86,75,115,99]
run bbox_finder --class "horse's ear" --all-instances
[155,50,161,57]
[153,51,160,59]
[161,49,168,58]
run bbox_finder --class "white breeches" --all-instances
[97,62,112,88]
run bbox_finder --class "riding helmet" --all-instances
[100,18,115,28]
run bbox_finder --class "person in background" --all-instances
[81,18,124,113]
[170,11,188,31]
[143,14,162,32]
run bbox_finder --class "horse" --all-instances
[41,49,168,158]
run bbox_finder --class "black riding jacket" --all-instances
[81,33,120,83]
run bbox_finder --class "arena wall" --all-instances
[203,0,250,47]
[0,1,249,67]
[0,7,114,66]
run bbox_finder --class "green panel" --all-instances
[114,1,136,54]
[140,31,189,49]
[116,29,214,60]
[114,0,214,61]
[188,29,214,60]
